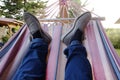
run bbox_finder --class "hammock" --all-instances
[0,20,120,80]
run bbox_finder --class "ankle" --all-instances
[70,29,83,44]
[33,31,42,39]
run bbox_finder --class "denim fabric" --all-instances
[12,38,48,80]
[64,40,92,80]
[13,39,92,80]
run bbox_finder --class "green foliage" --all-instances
[68,0,88,17]
[0,0,24,19]
[116,49,120,57]
[0,0,47,20]
[106,29,120,49]
[106,28,120,56]
[68,10,74,18]
[71,0,81,4]
[12,25,20,33]
[0,25,20,44]
[24,1,47,14]
[2,35,10,43]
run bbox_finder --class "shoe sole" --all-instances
[24,12,52,44]
[62,12,91,45]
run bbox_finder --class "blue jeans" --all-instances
[12,38,92,80]
[64,40,92,80]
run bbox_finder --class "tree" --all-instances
[24,0,47,18]
[106,29,120,49]
[68,0,88,17]
[0,0,47,20]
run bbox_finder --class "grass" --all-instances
[115,49,120,57]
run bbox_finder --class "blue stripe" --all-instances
[54,26,63,80]
[0,25,25,58]
[96,21,120,79]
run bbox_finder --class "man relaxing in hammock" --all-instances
[12,12,93,80]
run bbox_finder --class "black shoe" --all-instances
[62,12,91,46]
[23,12,52,44]
[70,29,83,44]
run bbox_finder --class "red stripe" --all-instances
[0,26,28,76]
[46,24,62,80]
[0,25,25,51]
[98,21,120,67]
[6,27,30,80]
[86,21,106,80]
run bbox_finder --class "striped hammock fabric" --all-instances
[0,20,120,80]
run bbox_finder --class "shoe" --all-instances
[70,29,83,44]
[62,12,91,46]
[23,12,52,44]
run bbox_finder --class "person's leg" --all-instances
[12,12,52,80]
[62,12,92,80]
[12,38,48,80]
[64,40,92,80]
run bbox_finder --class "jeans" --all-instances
[64,40,92,80]
[12,38,92,80]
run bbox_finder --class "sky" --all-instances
[83,0,120,28]
[1,0,120,28]
[46,0,120,28]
